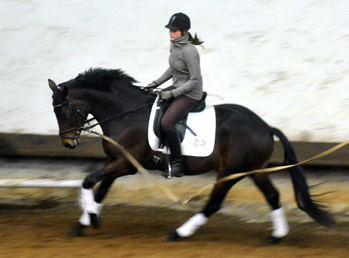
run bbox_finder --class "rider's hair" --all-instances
[188,32,204,46]
[181,30,204,46]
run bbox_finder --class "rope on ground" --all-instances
[183,140,349,205]
[90,131,180,203]
[90,129,348,206]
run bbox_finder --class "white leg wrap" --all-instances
[271,207,289,238]
[81,188,97,214]
[79,201,104,226]
[176,213,208,237]
[79,211,91,226]
[95,202,104,215]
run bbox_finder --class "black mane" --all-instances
[72,68,138,92]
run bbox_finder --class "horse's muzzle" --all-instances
[63,141,77,149]
[61,136,79,149]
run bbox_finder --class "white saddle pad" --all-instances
[147,100,216,157]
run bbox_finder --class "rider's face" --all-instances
[169,29,182,41]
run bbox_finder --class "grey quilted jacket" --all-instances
[154,34,203,100]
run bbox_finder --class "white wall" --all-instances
[1,0,348,142]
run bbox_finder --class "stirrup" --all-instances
[162,162,184,179]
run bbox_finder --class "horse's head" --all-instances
[48,79,89,149]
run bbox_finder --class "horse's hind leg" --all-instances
[168,177,244,241]
[250,173,289,243]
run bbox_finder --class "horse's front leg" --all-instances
[71,176,116,238]
[70,159,137,237]
[69,167,109,237]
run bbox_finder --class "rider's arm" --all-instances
[154,67,172,86]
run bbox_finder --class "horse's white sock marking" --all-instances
[79,201,104,226]
[176,213,208,237]
[271,207,289,238]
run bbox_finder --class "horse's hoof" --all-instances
[69,223,86,238]
[167,231,180,241]
[266,236,282,244]
[89,213,100,229]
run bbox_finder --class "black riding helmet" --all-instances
[165,12,190,30]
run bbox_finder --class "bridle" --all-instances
[53,91,156,140]
[53,97,93,140]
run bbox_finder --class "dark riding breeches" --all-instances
[161,93,199,132]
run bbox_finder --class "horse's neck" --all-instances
[81,89,153,135]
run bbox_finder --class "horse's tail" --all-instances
[270,127,335,227]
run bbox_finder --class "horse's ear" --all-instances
[48,79,58,92]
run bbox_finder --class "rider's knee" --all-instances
[160,119,173,132]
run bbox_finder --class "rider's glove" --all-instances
[160,91,174,101]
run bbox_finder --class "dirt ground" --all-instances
[0,203,348,258]
[0,159,348,257]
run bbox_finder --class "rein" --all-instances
[80,102,154,131]
[56,86,161,138]
[55,97,154,136]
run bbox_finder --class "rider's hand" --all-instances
[147,81,158,88]
[160,91,174,101]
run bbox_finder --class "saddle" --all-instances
[153,92,207,145]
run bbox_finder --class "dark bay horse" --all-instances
[48,68,334,242]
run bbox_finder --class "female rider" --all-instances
[148,12,204,177]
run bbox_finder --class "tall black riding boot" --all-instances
[164,127,184,178]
